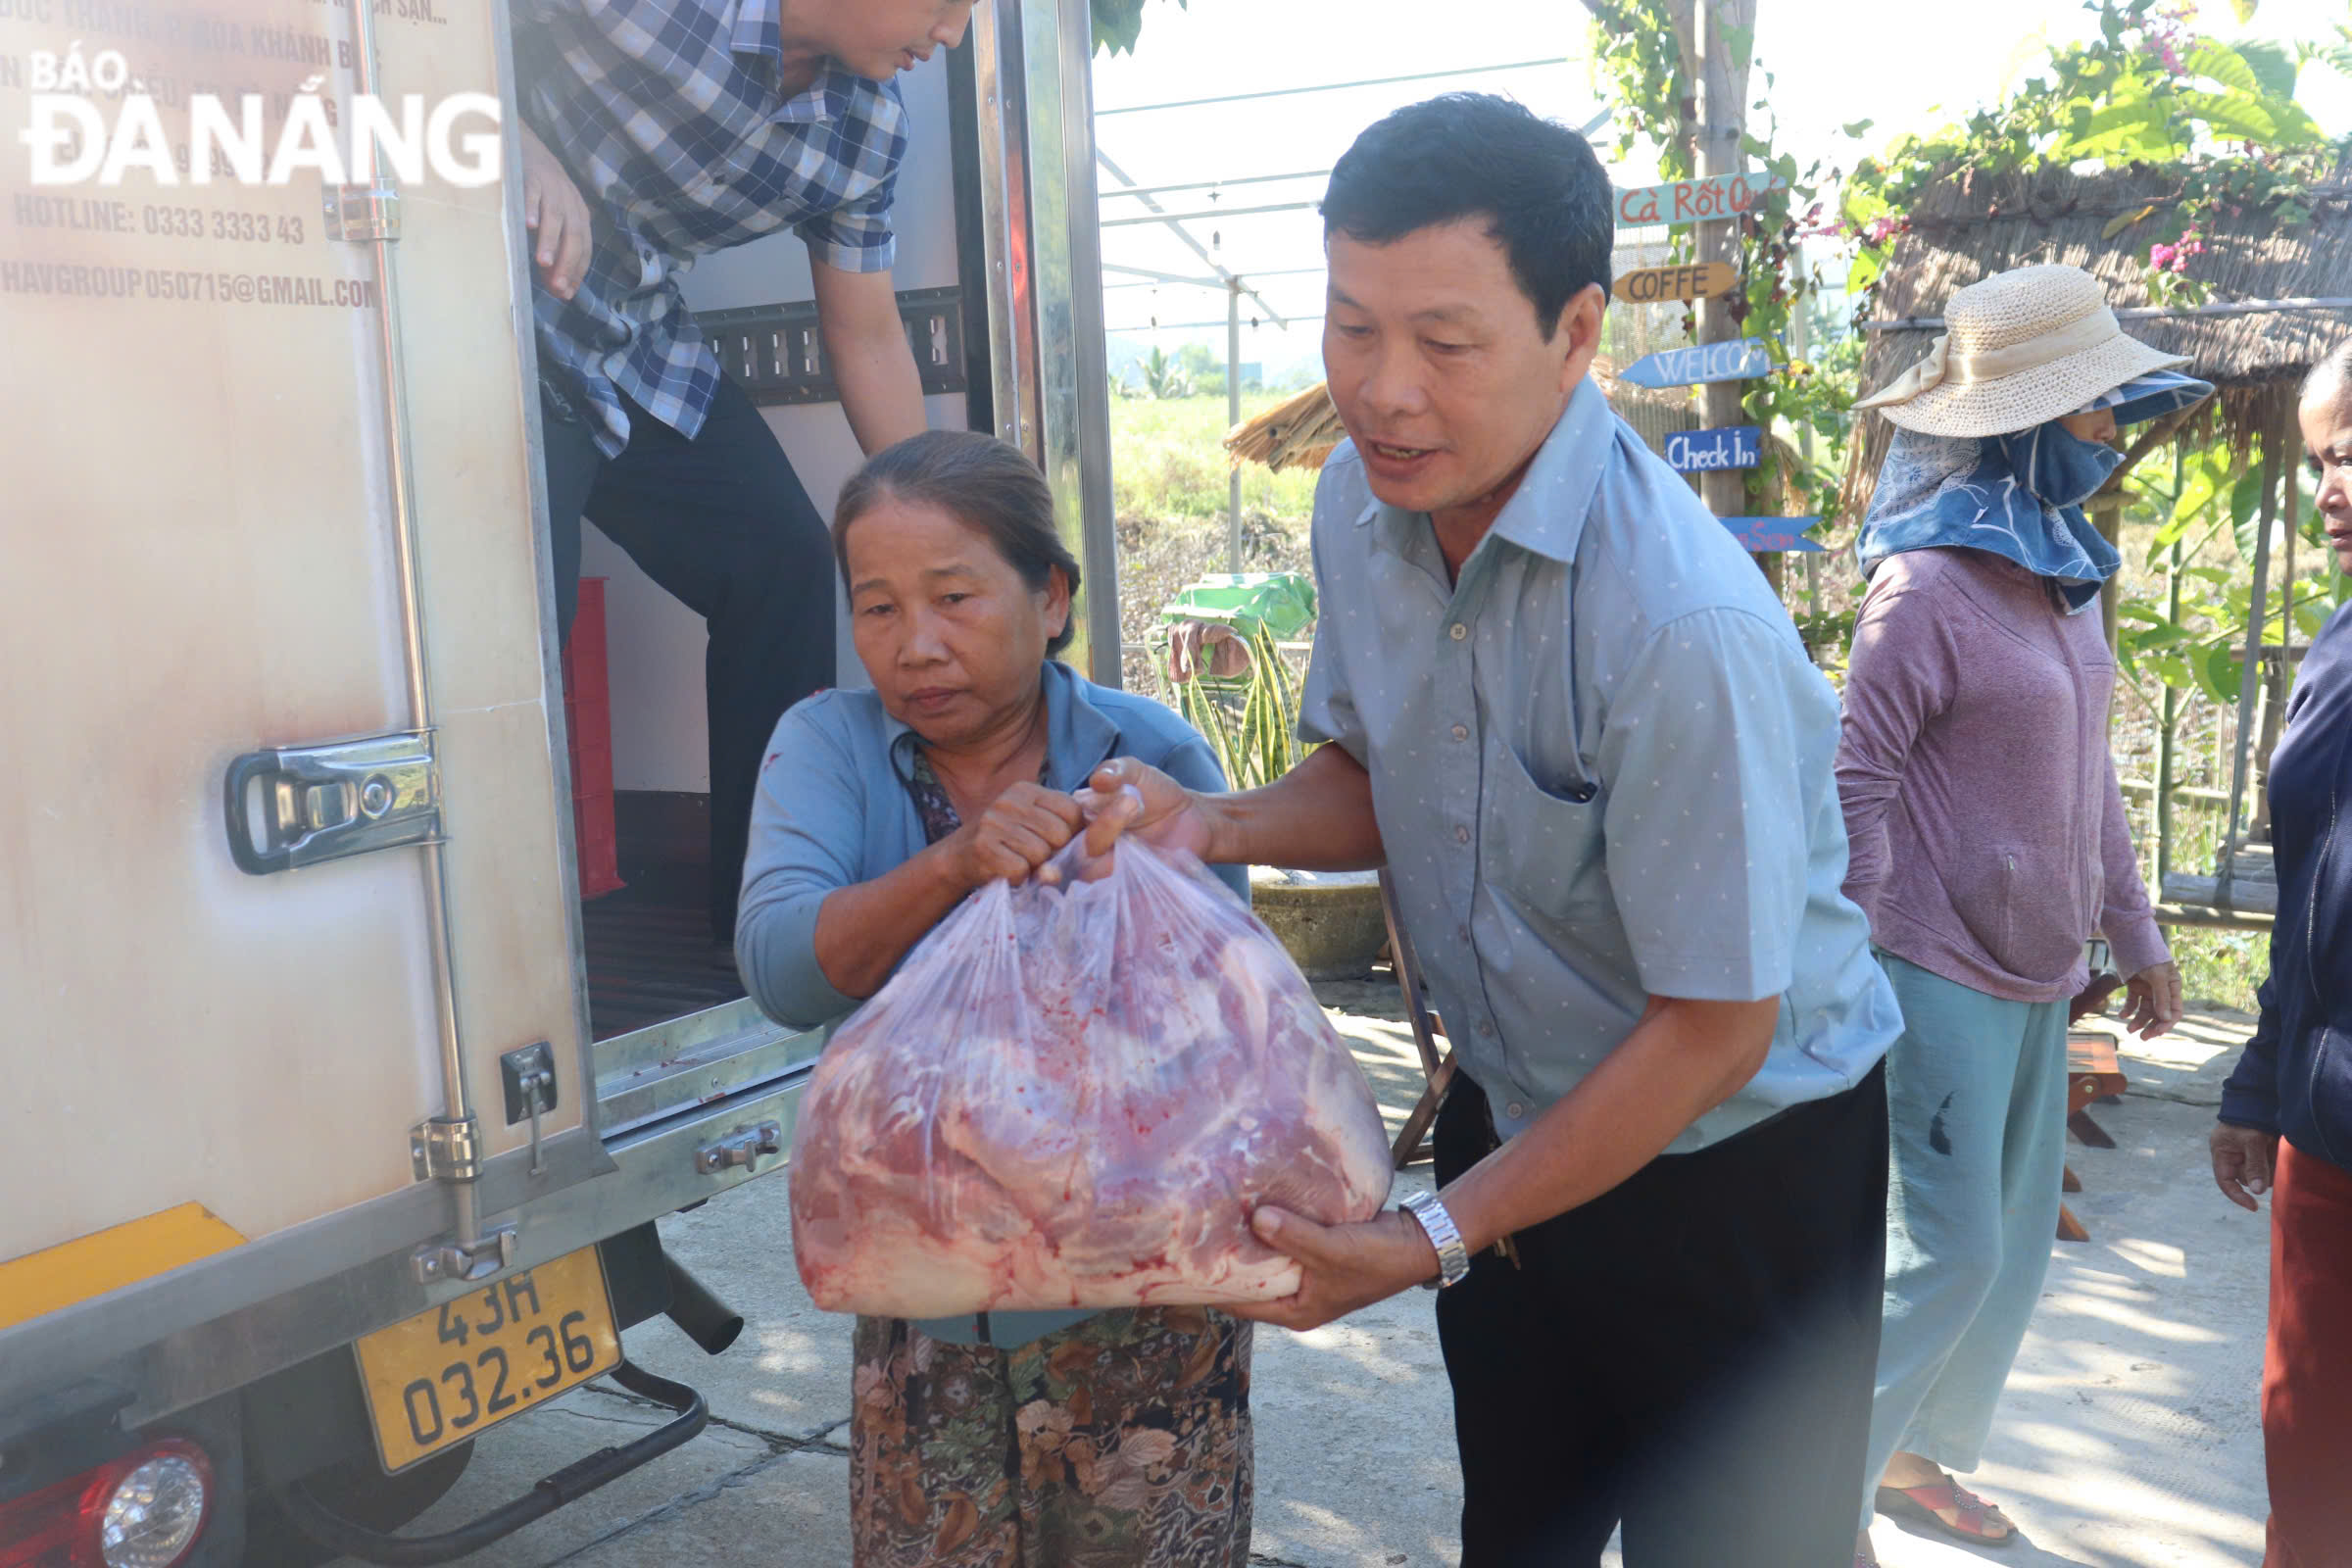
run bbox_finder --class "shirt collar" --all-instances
[731,0,840,123]
[730,0,781,62]
[1355,376,1616,567]
[882,661,1119,792]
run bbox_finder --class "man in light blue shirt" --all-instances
[1089,95,1900,1568]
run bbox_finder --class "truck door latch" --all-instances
[501,1043,558,1178]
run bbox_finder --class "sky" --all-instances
[1087,0,2352,376]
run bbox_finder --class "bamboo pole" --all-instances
[2156,522,2184,887]
[2218,431,2282,907]
[1695,0,1759,582]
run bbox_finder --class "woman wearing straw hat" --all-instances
[1838,263,2204,1563]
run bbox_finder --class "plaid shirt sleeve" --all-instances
[796,170,900,273]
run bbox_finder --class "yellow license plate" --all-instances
[354,1246,621,1472]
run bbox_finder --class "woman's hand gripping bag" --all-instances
[788,836,1394,1317]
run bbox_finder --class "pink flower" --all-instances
[2150,242,2178,269]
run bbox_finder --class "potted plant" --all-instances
[1154,577,1390,981]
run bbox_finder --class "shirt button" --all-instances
[1449,622,1467,641]
[1454,825,1470,845]
[1477,1020,1495,1038]
[1457,924,1470,943]
[1451,724,1469,742]
[1504,1101,1526,1119]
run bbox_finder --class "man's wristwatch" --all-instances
[1399,1192,1472,1289]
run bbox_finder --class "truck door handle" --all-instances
[222,730,441,875]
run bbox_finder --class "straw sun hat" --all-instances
[1854,264,2192,438]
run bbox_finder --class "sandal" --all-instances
[1877,1475,2017,1547]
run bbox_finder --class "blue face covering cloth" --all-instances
[1858,370,2213,612]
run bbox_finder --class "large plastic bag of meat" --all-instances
[789,833,1394,1318]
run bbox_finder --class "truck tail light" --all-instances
[0,1438,213,1568]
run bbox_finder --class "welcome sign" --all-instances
[1616,338,1773,389]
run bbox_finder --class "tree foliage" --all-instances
[1091,0,1187,56]
[1838,0,2345,304]
[1582,0,1851,634]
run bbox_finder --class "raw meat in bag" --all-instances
[789,834,1393,1318]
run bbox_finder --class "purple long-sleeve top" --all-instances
[1835,548,2171,1002]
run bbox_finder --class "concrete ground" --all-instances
[362,990,2274,1568]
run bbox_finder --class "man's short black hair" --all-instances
[1320,93,1614,340]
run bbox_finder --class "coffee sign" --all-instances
[1612,262,1738,305]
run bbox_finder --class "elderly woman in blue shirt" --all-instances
[736,429,1253,1568]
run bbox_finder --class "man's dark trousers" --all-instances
[1435,1064,1889,1568]
[540,377,836,939]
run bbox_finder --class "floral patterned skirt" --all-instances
[848,1307,1253,1568]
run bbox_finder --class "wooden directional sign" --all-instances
[1665,425,1762,472]
[1613,262,1738,305]
[1616,337,1773,389]
[1615,172,1788,228]
[1720,516,1826,554]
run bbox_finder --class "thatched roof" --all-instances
[1841,166,2352,519]
[1223,358,1702,472]
[1224,380,1346,472]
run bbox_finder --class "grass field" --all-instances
[1110,394,1319,692]
[1109,393,2291,1012]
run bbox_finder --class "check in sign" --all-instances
[1665,425,1762,472]
[355,1246,620,1472]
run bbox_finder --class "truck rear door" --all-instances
[0,0,593,1361]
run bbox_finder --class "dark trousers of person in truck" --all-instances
[540,378,836,943]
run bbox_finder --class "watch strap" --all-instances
[1401,1191,1472,1288]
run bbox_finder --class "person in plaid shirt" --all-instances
[512,0,974,943]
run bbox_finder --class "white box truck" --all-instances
[0,0,1122,1559]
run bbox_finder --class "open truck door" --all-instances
[0,0,1119,1560]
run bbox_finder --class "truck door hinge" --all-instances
[411,1114,483,1183]
[323,183,401,242]
[693,1121,783,1176]
[222,729,440,876]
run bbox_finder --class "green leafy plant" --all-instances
[1133,345,1195,401]
[1091,0,1186,56]
[2120,447,2339,707]
[1156,620,1309,793]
